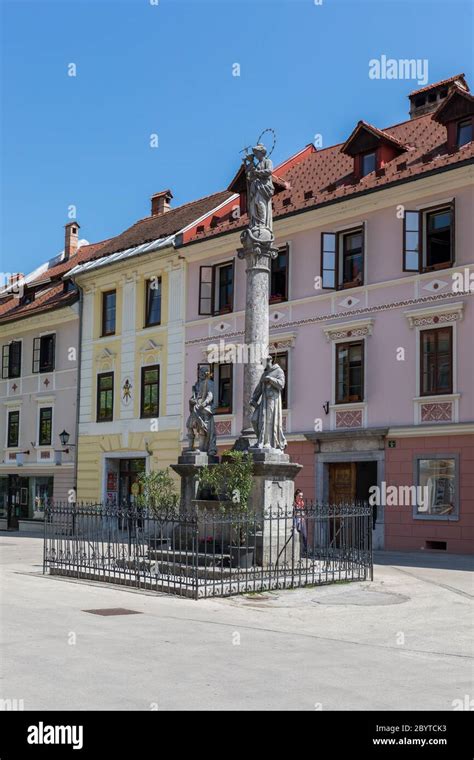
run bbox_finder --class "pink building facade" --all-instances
[177,76,474,553]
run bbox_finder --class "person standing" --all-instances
[293,488,307,553]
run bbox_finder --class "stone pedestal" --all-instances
[171,450,219,512]
[248,448,303,567]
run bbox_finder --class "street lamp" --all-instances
[59,430,70,448]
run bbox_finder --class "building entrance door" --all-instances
[118,458,146,506]
[329,462,356,503]
[7,475,29,529]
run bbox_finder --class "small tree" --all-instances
[136,469,179,515]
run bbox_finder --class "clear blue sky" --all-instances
[1,0,472,275]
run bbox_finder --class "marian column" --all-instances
[235,143,279,448]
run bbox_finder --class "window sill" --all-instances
[215,408,232,415]
[413,513,459,522]
[422,262,453,273]
[143,322,161,329]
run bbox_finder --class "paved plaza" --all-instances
[0,533,472,711]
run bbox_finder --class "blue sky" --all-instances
[1,0,472,275]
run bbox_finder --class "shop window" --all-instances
[415,457,458,518]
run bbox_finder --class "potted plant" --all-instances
[199,450,255,568]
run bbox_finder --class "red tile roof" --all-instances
[182,112,474,246]
[0,190,233,324]
[409,74,468,96]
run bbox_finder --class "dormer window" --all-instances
[432,82,474,151]
[457,118,473,147]
[341,121,405,182]
[361,151,376,177]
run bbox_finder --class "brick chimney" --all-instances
[409,74,469,119]
[151,189,173,216]
[64,221,80,260]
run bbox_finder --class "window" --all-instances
[97,372,114,422]
[403,203,454,272]
[140,365,160,418]
[416,457,457,518]
[274,351,288,408]
[101,290,116,336]
[2,341,21,379]
[361,151,376,177]
[457,118,473,148]
[270,245,289,303]
[215,364,233,413]
[7,410,19,447]
[32,334,55,373]
[321,227,364,290]
[38,407,52,446]
[198,261,235,315]
[336,341,364,403]
[145,278,161,327]
[420,327,452,396]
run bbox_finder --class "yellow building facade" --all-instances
[72,245,185,503]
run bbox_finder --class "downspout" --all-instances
[72,278,83,505]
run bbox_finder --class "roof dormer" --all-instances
[341,121,406,180]
[432,82,474,152]
[409,74,468,118]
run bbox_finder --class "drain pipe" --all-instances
[71,277,83,506]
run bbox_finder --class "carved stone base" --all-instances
[171,450,219,511]
[249,456,303,567]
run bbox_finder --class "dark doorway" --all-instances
[356,461,378,528]
[118,458,146,506]
[7,475,29,529]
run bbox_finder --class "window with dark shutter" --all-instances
[32,337,41,373]
[321,232,337,289]
[101,291,116,336]
[2,345,9,379]
[199,266,214,315]
[39,334,55,373]
[8,341,21,378]
[403,211,421,271]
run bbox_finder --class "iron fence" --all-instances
[43,502,373,599]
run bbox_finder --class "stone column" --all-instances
[234,240,278,449]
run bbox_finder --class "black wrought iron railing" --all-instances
[43,502,373,599]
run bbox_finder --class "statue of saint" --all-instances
[186,366,217,455]
[242,143,274,243]
[249,356,287,451]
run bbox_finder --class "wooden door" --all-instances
[328,463,356,549]
[329,462,356,504]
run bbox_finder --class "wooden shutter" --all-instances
[2,345,9,379]
[198,266,214,315]
[9,341,21,378]
[229,259,235,312]
[449,199,455,265]
[403,210,421,272]
[32,337,41,373]
[321,232,337,289]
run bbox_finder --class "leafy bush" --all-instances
[136,469,179,515]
